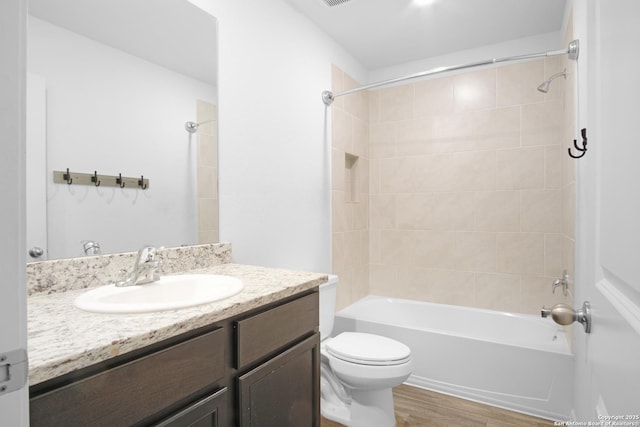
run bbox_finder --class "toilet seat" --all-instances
[326,332,411,366]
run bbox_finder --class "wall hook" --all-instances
[116,173,125,188]
[138,175,148,190]
[63,168,73,185]
[568,128,588,159]
[91,171,101,187]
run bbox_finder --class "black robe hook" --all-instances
[568,128,587,159]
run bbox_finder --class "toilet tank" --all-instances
[319,274,338,340]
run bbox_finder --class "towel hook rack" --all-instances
[568,128,588,159]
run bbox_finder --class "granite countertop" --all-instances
[28,263,327,386]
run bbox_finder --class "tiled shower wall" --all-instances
[197,100,219,244]
[332,47,575,315]
[331,66,370,311]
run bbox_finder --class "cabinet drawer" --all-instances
[235,292,318,369]
[30,328,226,427]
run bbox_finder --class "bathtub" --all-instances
[333,295,573,421]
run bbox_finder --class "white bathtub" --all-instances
[333,295,573,421]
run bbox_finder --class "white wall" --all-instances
[369,31,562,83]
[28,17,216,258]
[189,0,367,272]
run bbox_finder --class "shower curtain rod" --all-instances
[322,39,579,106]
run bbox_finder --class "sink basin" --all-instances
[74,274,244,314]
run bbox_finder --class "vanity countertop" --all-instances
[28,263,327,386]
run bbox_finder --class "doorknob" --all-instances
[541,301,591,333]
[28,246,44,259]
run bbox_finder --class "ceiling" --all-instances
[28,0,218,86]
[283,0,567,70]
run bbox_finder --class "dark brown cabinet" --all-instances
[238,334,320,427]
[153,387,228,427]
[29,289,319,427]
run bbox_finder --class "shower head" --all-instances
[537,69,567,93]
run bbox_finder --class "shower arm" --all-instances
[322,40,579,106]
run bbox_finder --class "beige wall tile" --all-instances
[198,198,218,231]
[352,117,368,157]
[331,64,345,110]
[431,192,475,231]
[496,60,545,107]
[453,232,497,272]
[344,74,363,119]
[379,157,416,193]
[496,147,545,190]
[475,190,520,232]
[414,76,454,117]
[545,145,562,189]
[474,273,521,311]
[497,233,545,275]
[198,230,218,244]
[198,133,217,167]
[369,264,408,298]
[197,166,217,198]
[369,90,379,124]
[521,189,562,233]
[522,100,564,146]
[453,68,496,111]
[332,232,345,275]
[369,229,380,265]
[396,193,435,230]
[378,85,414,122]
[544,233,563,278]
[332,190,347,233]
[448,150,496,191]
[369,122,397,158]
[369,159,380,195]
[332,149,345,191]
[406,268,476,306]
[474,106,521,150]
[370,195,396,229]
[332,107,352,152]
[412,230,455,269]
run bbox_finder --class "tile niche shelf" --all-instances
[345,152,359,203]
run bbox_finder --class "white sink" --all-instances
[74,274,244,314]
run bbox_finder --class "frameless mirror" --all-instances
[26,0,218,260]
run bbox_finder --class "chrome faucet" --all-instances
[552,270,569,296]
[115,246,161,287]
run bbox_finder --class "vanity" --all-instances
[26,244,325,426]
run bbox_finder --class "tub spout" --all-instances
[541,307,552,318]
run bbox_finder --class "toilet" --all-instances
[320,275,412,427]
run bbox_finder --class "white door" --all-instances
[0,0,29,425]
[573,0,640,419]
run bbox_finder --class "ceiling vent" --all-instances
[322,0,352,7]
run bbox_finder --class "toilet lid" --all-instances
[326,332,411,366]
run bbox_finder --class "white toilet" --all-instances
[320,275,412,427]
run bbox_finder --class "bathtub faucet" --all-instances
[551,270,569,296]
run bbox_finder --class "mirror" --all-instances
[26,0,218,260]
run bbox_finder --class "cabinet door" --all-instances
[238,334,320,427]
[153,387,227,427]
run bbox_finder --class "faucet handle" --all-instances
[136,246,157,263]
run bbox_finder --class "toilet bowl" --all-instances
[320,276,412,427]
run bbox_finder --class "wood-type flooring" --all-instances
[320,384,555,427]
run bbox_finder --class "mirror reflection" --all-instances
[26,0,218,261]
